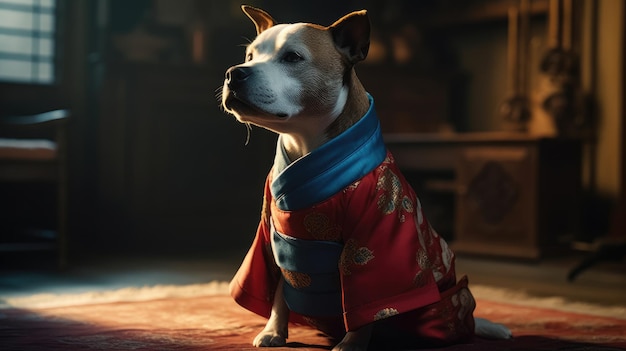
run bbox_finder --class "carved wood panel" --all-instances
[456,146,537,248]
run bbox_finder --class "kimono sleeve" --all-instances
[339,159,456,331]
[229,176,281,319]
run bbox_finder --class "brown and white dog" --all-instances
[221,6,511,351]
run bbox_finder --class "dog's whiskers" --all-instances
[244,123,252,146]
[216,84,250,144]
[215,87,225,112]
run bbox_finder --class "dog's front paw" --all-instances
[253,330,287,347]
[332,341,367,351]
[332,328,371,351]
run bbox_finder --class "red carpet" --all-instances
[1,292,625,350]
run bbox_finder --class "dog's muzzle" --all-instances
[225,66,253,91]
[223,65,286,118]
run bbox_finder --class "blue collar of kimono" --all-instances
[271,94,387,211]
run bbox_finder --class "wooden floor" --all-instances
[455,254,626,306]
[0,251,624,307]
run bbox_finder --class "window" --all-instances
[0,0,57,84]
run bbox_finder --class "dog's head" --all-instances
[221,6,370,134]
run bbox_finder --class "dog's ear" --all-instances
[329,10,370,64]
[242,5,276,35]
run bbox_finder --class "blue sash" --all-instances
[271,229,343,316]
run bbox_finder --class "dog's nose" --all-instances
[225,67,252,88]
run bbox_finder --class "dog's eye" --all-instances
[282,51,303,63]
[246,52,253,62]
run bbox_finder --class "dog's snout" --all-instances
[226,67,252,88]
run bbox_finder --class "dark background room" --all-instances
[0,0,624,310]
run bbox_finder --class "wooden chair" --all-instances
[0,110,70,269]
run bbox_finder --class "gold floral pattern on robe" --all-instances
[344,180,361,192]
[416,249,432,271]
[376,167,413,222]
[340,239,375,275]
[374,307,399,321]
[303,212,342,242]
[452,287,475,321]
[281,268,312,289]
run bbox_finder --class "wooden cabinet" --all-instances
[386,133,582,260]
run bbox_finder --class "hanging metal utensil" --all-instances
[500,0,531,130]
[539,0,578,134]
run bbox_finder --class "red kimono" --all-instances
[230,95,476,346]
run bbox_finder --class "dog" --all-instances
[221,6,512,350]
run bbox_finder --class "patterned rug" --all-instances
[1,282,625,350]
